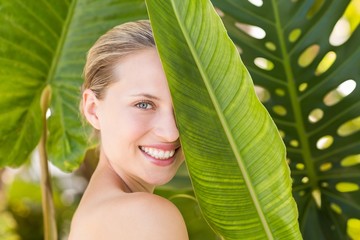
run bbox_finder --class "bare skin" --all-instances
[69,49,188,239]
[69,151,188,240]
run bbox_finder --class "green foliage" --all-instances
[2,170,84,240]
[6,178,46,239]
[156,175,219,240]
[0,0,148,171]
[146,0,301,239]
[210,0,360,239]
[0,211,19,240]
[170,194,219,240]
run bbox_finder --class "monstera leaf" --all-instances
[210,0,360,239]
[146,0,302,239]
[0,0,148,170]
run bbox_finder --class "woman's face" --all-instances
[90,48,184,189]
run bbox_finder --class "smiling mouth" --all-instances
[139,146,177,160]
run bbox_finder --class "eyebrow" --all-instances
[130,93,160,100]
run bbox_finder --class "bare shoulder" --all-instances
[115,193,189,239]
[69,192,188,240]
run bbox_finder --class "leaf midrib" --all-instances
[170,0,273,238]
[271,0,318,190]
[46,0,78,86]
[43,0,77,166]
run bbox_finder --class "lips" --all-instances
[140,146,176,160]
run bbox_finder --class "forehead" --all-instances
[108,48,171,98]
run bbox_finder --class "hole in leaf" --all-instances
[235,44,243,54]
[316,135,334,150]
[319,162,332,172]
[254,57,274,71]
[335,182,359,192]
[299,83,308,92]
[321,182,329,188]
[272,105,287,116]
[308,108,324,123]
[46,108,52,119]
[341,154,360,167]
[337,79,357,96]
[315,51,337,76]
[329,1,359,47]
[275,88,285,96]
[298,44,320,67]
[290,140,299,147]
[307,0,325,19]
[265,41,276,51]
[347,218,360,240]
[337,116,360,137]
[248,0,263,7]
[330,18,351,46]
[254,85,271,103]
[312,189,321,208]
[289,28,302,42]
[323,79,356,106]
[296,163,305,170]
[235,22,266,39]
[215,7,225,17]
[279,130,285,139]
[302,177,309,184]
[330,203,342,214]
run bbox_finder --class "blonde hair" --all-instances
[80,20,155,139]
[82,20,155,100]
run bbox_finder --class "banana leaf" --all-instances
[0,0,148,170]
[146,0,302,239]
[210,0,360,239]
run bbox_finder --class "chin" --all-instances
[147,172,177,187]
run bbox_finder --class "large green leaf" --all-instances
[0,0,147,170]
[210,0,360,239]
[170,194,220,240]
[146,0,302,239]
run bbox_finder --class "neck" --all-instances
[97,148,155,193]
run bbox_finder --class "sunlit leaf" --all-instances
[147,0,301,238]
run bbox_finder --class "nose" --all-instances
[154,110,179,142]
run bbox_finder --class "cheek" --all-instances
[97,109,127,155]
[126,113,154,136]
[99,111,153,148]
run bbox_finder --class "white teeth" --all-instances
[140,146,176,160]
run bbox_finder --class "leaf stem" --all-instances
[39,85,58,240]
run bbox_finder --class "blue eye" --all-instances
[136,101,154,110]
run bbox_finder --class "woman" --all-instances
[69,20,188,239]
